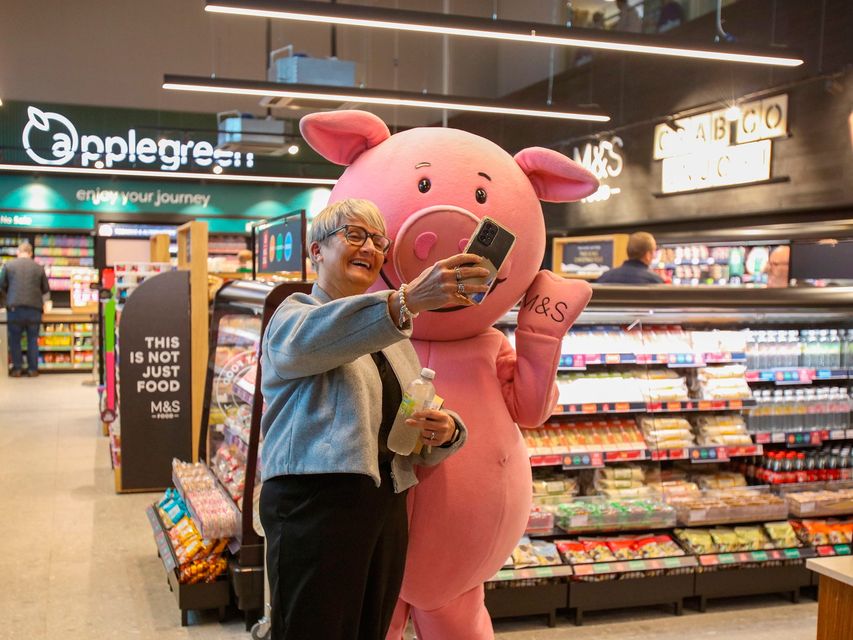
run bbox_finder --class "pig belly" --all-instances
[400,337,533,610]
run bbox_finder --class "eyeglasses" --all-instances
[324,224,392,254]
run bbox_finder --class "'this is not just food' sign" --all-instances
[119,270,192,491]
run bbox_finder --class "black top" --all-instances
[371,351,403,465]
[596,259,664,285]
[0,257,50,309]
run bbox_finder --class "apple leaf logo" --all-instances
[22,106,79,166]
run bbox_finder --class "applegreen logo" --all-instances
[22,106,79,166]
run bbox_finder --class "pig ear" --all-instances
[514,147,599,203]
[299,110,391,166]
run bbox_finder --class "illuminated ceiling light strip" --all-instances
[0,163,337,185]
[163,76,610,122]
[205,0,803,67]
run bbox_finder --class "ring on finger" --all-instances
[457,282,466,295]
[454,267,463,282]
[428,430,436,441]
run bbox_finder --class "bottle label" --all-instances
[399,393,419,418]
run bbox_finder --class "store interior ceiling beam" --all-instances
[205,0,803,68]
[0,163,337,186]
[162,75,610,122]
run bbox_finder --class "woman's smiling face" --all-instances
[313,219,387,299]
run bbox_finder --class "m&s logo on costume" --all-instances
[21,105,254,172]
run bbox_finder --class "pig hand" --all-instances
[517,271,591,339]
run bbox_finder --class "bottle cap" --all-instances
[420,367,436,380]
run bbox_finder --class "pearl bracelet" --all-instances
[398,284,419,328]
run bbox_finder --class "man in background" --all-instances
[0,242,50,377]
[596,232,665,284]
[765,245,790,288]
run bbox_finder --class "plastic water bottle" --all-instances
[387,368,437,455]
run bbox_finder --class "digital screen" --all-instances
[253,212,304,277]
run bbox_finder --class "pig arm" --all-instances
[496,271,592,426]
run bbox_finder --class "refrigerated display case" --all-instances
[486,285,853,626]
[201,279,311,624]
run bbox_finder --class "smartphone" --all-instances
[462,216,517,304]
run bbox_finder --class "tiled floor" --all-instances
[0,373,820,639]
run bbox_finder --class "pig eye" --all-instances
[418,178,431,193]
[475,187,488,204]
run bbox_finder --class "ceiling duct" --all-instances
[261,45,359,111]
[217,112,290,155]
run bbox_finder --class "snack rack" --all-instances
[147,279,311,626]
[487,285,853,626]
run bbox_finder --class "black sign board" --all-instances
[561,240,615,276]
[791,240,853,281]
[119,270,192,491]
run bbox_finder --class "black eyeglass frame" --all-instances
[323,224,392,254]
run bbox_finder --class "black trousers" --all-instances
[259,467,408,640]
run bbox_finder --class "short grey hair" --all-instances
[308,198,387,268]
[17,241,33,256]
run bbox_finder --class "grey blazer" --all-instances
[260,284,466,492]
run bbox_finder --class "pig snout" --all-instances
[392,206,480,282]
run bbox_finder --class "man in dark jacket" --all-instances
[596,232,665,284]
[0,242,50,376]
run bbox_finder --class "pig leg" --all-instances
[411,585,494,640]
[385,598,412,640]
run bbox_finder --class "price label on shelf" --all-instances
[784,548,802,559]
[718,553,736,564]
[569,515,589,528]
[690,447,729,463]
[593,563,611,574]
[835,545,852,556]
[627,560,646,571]
[752,551,768,562]
[562,452,604,469]
[662,557,682,569]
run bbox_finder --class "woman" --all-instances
[259,198,489,639]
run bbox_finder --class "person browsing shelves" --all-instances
[596,232,665,285]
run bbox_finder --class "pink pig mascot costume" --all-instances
[300,111,598,639]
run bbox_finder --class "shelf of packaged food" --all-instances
[171,470,240,540]
[650,444,764,462]
[572,554,698,577]
[489,564,574,582]
[813,543,853,557]
[746,368,851,385]
[674,502,789,527]
[146,504,179,573]
[558,352,747,371]
[551,399,755,417]
[39,363,93,370]
[530,444,763,469]
[752,429,853,446]
[697,547,815,567]
[39,332,93,337]
[35,346,73,351]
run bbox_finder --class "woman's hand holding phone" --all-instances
[404,254,491,314]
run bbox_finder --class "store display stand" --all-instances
[146,505,230,626]
[691,562,810,612]
[569,573,690,625]
[488,286,852,627]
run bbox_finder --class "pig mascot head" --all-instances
[300,110,598,341]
